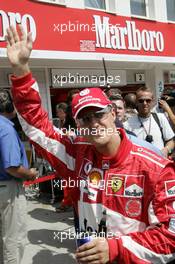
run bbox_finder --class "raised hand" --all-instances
[6,25,33,75]
[159,99,171,112]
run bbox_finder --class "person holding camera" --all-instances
[124,86,175,157]
[159,98,175,129]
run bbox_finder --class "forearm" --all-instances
[6,166,35,180]
[165,107,175,126]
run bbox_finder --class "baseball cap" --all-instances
[72,88,111,119]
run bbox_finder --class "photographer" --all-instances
[124,86,175,157]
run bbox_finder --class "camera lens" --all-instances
[145,135,153,143]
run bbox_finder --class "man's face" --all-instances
[136,91,153,117]
[112,99,125,121]
[77,106,116,147]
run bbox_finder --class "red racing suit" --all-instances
[11,73,175,263]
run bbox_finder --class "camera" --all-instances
[159,95,175,108]
[145,135,153,143]
[158,96,167,109]
[160,96,167,100]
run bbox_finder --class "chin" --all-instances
[90,135,110,146]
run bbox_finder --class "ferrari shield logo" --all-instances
[112,177,123,192]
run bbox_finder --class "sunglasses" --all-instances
[77,105,112,125]
[138,99,152,104]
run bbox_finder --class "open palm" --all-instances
[6,25,33,67]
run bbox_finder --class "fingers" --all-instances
[19,24,27,41]
[5,35,10,49]
[11,26,20,43]
[76,254,99,263]
[6,25,31,46]
[76,247,97,258]
[27,32,33,50]
[76,240,96,253]
[76,239,108,264]
[6,25,21,46]
[6,27,15,46]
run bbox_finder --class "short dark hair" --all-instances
[109,94,123,100]
[124,93,136,109]
[0,89,14,113]
[136,86,153,96]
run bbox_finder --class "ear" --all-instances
[75,119,80,128]
[111,107,116,120]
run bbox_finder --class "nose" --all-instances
[143,101,148,106]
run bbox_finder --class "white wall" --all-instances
[66,0,84,8]
[126,69,145,84]
[154,0,167,22]
[115,0,131,17]
[145,67,164,99]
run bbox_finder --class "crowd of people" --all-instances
[0,24,175,264]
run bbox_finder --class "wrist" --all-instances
[12,64,30,77]
[165,145,172,155]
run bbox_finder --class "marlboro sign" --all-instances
[0,0,175,62]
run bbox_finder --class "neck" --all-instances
[139,113,151,118]
[95,133,121,157]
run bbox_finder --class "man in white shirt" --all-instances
[124,86,175,157]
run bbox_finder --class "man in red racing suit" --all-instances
[6,25,175,264]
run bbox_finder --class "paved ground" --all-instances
[22,196,77,264]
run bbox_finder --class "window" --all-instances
[167,0,175,21]
[130,0,146,16]
[84,0,106,10]
[130,0,155,19]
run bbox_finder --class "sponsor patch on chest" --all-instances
[165,180,175,197]
[125,199,142,217]
[106,173,145,198]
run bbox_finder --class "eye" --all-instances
[82,115,91,123]
[94,112,105,119]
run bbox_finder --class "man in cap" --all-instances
[5,25,175,264]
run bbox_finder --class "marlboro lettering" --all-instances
[94,15,164,52]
